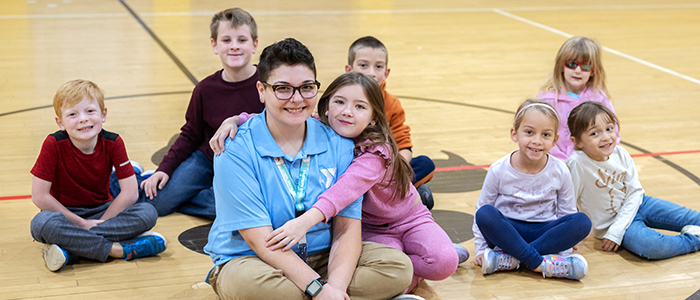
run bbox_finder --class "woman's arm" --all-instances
[326,215,362,293]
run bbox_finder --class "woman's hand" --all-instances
[210,116,240,156]
[139,171,169,199]
[601,238,619,252]
[314,283,350,300]
[266,218,309,251]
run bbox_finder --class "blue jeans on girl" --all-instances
[621,194,700,259]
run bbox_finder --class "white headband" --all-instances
[514,103,559,125]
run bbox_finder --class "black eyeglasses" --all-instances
[564,61,593,72]
[261,81,321,100]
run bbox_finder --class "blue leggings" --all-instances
[475,205,591,269]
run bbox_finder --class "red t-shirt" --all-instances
[31,129,135,207]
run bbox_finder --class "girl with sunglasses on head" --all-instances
[472,99,591,280]
[538,36,620,160]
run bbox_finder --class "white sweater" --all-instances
[566,146,645,245]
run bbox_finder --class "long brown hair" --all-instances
[318,72,413,201]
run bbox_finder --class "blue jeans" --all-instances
[30,202,157,262]
[475,205,591,269]
[111,150,215,219]
[621,194,700,259]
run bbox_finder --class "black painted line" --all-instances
[621,141,700,185]
[118,0,199,85]
[398,95,700,186]
[0,91,191,118]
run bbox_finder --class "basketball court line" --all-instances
[493,9,700,86]
[3,148,699,201]
[2,4,700,19]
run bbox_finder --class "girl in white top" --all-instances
[472,99,591,280]
[566,101,700,259]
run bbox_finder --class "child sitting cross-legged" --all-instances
[30,79,166,271]
[566,101,700,259]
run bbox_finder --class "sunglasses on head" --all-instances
[564,61,593,71]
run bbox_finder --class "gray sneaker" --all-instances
[681,225,700,238]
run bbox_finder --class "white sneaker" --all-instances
[681,225,700,238]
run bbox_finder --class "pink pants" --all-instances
[362,204,458,292]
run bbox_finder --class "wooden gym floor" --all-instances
[2,0,700,299]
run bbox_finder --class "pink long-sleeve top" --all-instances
[313,143,420,225]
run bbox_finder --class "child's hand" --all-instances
[81,219,104,230]
[472,254,484,267]
[209,116,240,156]
[140,171,169,199]
[265,218,309,251]
[601,238,619,252]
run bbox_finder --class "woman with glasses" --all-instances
[204,38,413,300]
[537,36,619,161]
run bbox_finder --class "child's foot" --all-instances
[482,248,520,274]
[141,168,156,179]
[44,244,77,271]
[681,225,700,238]
[416,184,434,210]
[539,254,588,280]
[455,243,470,264]
[120,231,167,261]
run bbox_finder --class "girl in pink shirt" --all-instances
[265,72,462,295]
[538,36,619,160]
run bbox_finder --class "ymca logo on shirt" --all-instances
[320,168,336,189]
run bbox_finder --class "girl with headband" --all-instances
[472,99,592,280]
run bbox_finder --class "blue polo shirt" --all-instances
[205,112,361,268]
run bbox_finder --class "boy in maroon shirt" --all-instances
[30,79,165,271]
[111,8,264,219]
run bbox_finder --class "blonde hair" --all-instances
[53,79,104,118]
[514,99,560,138]
[539,36,611,101]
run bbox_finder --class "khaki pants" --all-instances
[209,241,413,300]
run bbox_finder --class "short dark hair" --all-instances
[210,8,257,41]
[257,38,316,82]
[348,36,388,65]
[568,101,619,143]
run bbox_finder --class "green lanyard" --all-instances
[274,155,311,262]
[274,155,311,215]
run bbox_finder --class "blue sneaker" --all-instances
[540,254,588,280]
[44,244,77,271]
[455,243,470,264]
[482,248,519,274]
[120,231,167,261]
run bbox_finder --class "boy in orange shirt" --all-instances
[345,36,436,209]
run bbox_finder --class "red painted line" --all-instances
[630,149,700,158]
[0,195,31,201]
[2,149,699,202]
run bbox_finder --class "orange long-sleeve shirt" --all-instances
[381,81,412,150]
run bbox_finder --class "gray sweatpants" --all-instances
[30,202,158,262]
